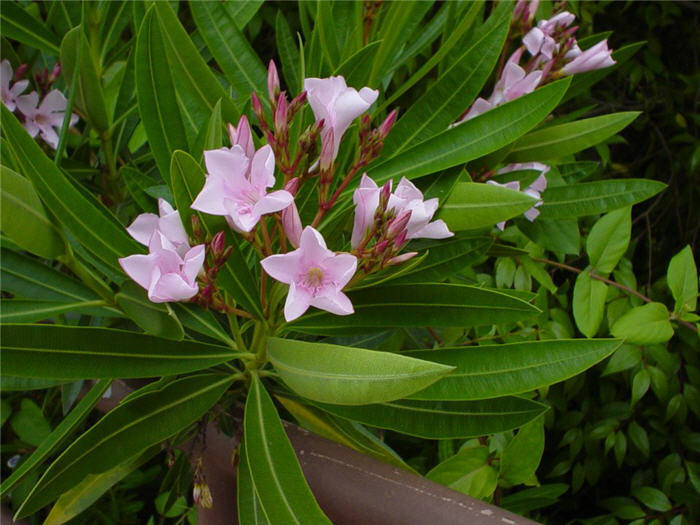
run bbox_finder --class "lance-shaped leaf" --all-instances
[439,182,538,232]
[667,245,697,314]
[1,165,65,259]
[538,179,666,219]
[267,338,454,405]
[0,299,111,324]
[237,440,270,525]
[244,375,331,524]
[115,281,185,341]
[1,106,141,274]
[315,397,549,439]
[15,374,234,518]
[367,78,571,186]
[586,208,631,275]
[1,324,243,379]
[288,283,539,336]
[0,1,60,54]
[0,380,111,497]
[573,272,607,338]
[172,303,235,347]
[505,112,641,162]
[404,339,621,401]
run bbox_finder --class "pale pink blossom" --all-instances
[16,89,78,149]
[488,61,543,106]
[523,11,575,59]
[488,163,549,229]
[119,231,205,303]
[191,145,293,233]
[0,59,28,112]
[261,227,357,321]
[126,199,190,257]
[561,40,615,75]
[304,76,378,161]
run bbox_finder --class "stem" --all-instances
[59,249,114,302]
[226,312,248,353]
[311,161,366,228]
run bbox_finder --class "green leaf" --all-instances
[631,368,651,406]
[16,374,233,518]
[572,272,607,338]
[170,151,262,318]
[267,338,453,405]
[367,78,571,186]
[426,445,497,499]
[381,2,509,156]
[632,486,672,512]
[586,208,631,275]
[135,7,188,184]
[315,396,549,439]
[237,441,270,525]
[172,303,235,347]
[405,339,621,401]
[10,399,52,447]
[194,99,223,157]
[0,299,110,323]
[288,283,539,336]
[61,28,110,134]
[505,112,640,162]
[189,1,267,106]
[1,324,243,379]
[538,179,666,219]
[627,421,649,458]
[439,182,538,231]
[0,1,60,54]
[275,10,301,93]
[602,344,642,376]
[667,245,697,313]
[500,416,545,486]
[1,106,141,274]
[611,302,674,345]
[519,218,580,255]
[243,375,331,524]
[44,446,159,525]
[115,280,185,340]
[0,165,65,259]
[0,377,68,392]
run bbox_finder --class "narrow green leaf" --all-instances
[1,106,141,273]
[572,272,607,338]
[0,165,65,259]
[1,324,243,379]
[194,99,223,158]
[538,179,666,219]
[505,112,641,162]
[631,486,672,513]
[115,281,185,340]
[611,303,674,345]
[288,283,539,336]
[244,375,331,524]
[275,10,301,93]
[0,380,111,497]
[0,2,60,54]
[667,245,697,313]
[315,396,549,439]
[586,208,631,275]
[172,303,235,347]
[439,182,538,231]
[0,299,110,323]
[405,339,621,400]
[267,338,453,405]
[237,441,270,525]
[16,374,233,518]
[0,377,68,392]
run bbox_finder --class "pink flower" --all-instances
[261,227,357,321]
[488,163,549,229]
[119,231,205,303]
[227,115,255,159]
[351,174,452,248]
[126,199,190,257]
[191,145,293,233]
[488,61,543,106]
[16,89,78,149]
[523,11,575,59]
[303,76,378,161]
[561,40,615,75]
[1,59,29,112]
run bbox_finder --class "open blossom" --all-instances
[261,227,357,322]
[561,39,615,75]
[523,11,575,59]
[119,231,205,303]
[351,174,453,248]
[488,163,549,229]
[16,90,78,149]
[191,144,293,233]
[126,199,190,257]
[1,59,28,112]
[304,76,378,161]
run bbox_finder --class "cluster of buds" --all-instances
[191,222,237,314]
[34,62,62,96]
[512,0,539,32]
[192,457,213,509]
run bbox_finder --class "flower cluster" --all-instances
[460,4,615,122]
[119,63,454,322]
[1,59,78,149]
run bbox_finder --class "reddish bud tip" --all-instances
[267,60,280,103]
[51,62,61,80]
[393,229,408,250]
[274,93,288,135]
[14,63,28,81]
[386,209,411,239]
[387,251,418,266]
[378,109,397,139]
[374,239,389,254]
[284,177,301,195]
[251,92,264,117]
[210,231,226,255]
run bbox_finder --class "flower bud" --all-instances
[378,181,392,212]
[374,239,389,254]
[50,62,61,81]
[387,251,418,266]
[210,231,226,257]
[281,201,302,248]
[191,215,202,242]
[267,60,280,103]
[228,115,255,158]
[193,483,213,509]
[393,229,408,250]
[251,92,265,125]
[284,177,301,196]
[14,63,28,81]
[386,209,411,240]
[378,109,397,140]
[288,90,308,118]
[274,93,288,136]
[319,128,335,172]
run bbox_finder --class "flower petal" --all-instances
[261,252,302,284]
[119,253,157,290]
[149,273,199,302]
[182,244,205,284]
[249,145,276,189]
[311,290,354,316]
[191,173,230,215]
[126,213,160,245]
[253,190,293,217]
[321,253,357,288]
[284,281,313,321]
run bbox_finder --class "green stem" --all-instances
[59,248,114,302]
[226,312,247,353]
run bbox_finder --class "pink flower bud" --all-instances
[281,201,302,248]
[386,209,412,239]
[274,93,288,135]
[210,231,226,256]
[378,180,391,211]
[387,252,418,266]
[14,63,28,81]
[50,62,61,81]
[374,239,389,254]
[378,109,397,140]
[267,60,280,103]
[251,91,265,123]
[228,115,255,159]
[289,90,307,118]
[319,128,335,171]
[284,177,300,196]
[393,229,408,250]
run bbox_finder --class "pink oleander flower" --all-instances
[523,11,575,59]
[488,163,549,229]
[119,231,205,303]
[561,39,615,75]
[351,174,453,248]
[16,89,78,149]
[261,227,357,322]
[304,76,378,161]
[191,144,293,233]
[126,198,190,257]
[1,59,29,112]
